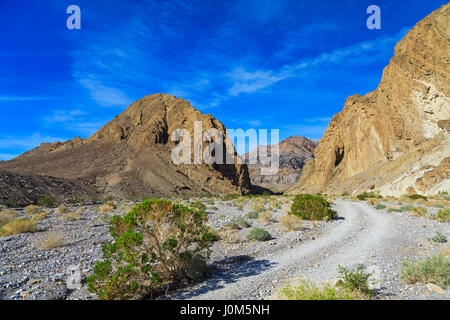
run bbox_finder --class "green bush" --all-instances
[408,194,427,201]
[189,200,207,211]
[400,254,449,288]
[290,194,337,221]
[374,204,386,210]
[245,211,260,219]
[37,195,57,208]
[388,205,414,213]
[232,217,251,228]
[246,227,271,241]
[357,192,382,201]
[429,232,448,244]
[86,199,216,300]
[435,208,450,222]
[337,265,373,297]
[225,221,240,230]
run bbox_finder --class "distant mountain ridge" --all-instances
[244,136,317,191]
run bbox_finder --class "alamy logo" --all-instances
[170,121,280,176]
[366,5,381,30]
[66,5,81,30]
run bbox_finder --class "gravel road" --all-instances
[166,200,449,300]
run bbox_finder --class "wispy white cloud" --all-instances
[41,109,86,123]
[40,109,109,136]
[77,79,132,107]
[219,28,409,102]
[226,67,284,96]
[0,133,66,149]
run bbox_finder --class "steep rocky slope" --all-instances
[244,136,317,191]
[0,94,251,197]
[289,4,450,197]
[0,171,94,207]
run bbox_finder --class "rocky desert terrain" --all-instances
[0,195,448,300]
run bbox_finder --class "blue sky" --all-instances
[0,0,447,159]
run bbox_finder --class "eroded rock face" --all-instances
[244,136,317,191]
[289,4,450,197]
[0,94,251,197]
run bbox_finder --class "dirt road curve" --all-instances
[167,200,448,300]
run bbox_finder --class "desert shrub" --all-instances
[55,204,71,214]
[245,211,260,220]
[429,232,448,244]
[249,199,266,212]
[86,199,216,300]
[357,192,382,201]
[400,254,449,288]
[435,208,450,222]
[0,218,38,236]
[278,279,366,300]
[99,202,116,214]
[62,212,82,222]
[225,221,240,230]
[279,214,303,232]
[400,205,414,212]
[189,200,207,211]
[32,210,49,221]
[408,194,427,201]
[246,227,271,241]
[0,209,16,227]
[374,204,386,210]
[366,198,380,206]
[341,192,351,197]
[37,195,57,208]
[409,206,427,217]
[24,205,42,216]
[219,229,241,244]
[290,195,337,221]
[336,265,373,297]
[232,217,251,228]
[208,206,218,211]
[222,194,240,201]
[258,210,273,223]
[387,205,414,213]
[268,199,282,210]
[38,231,65,249]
